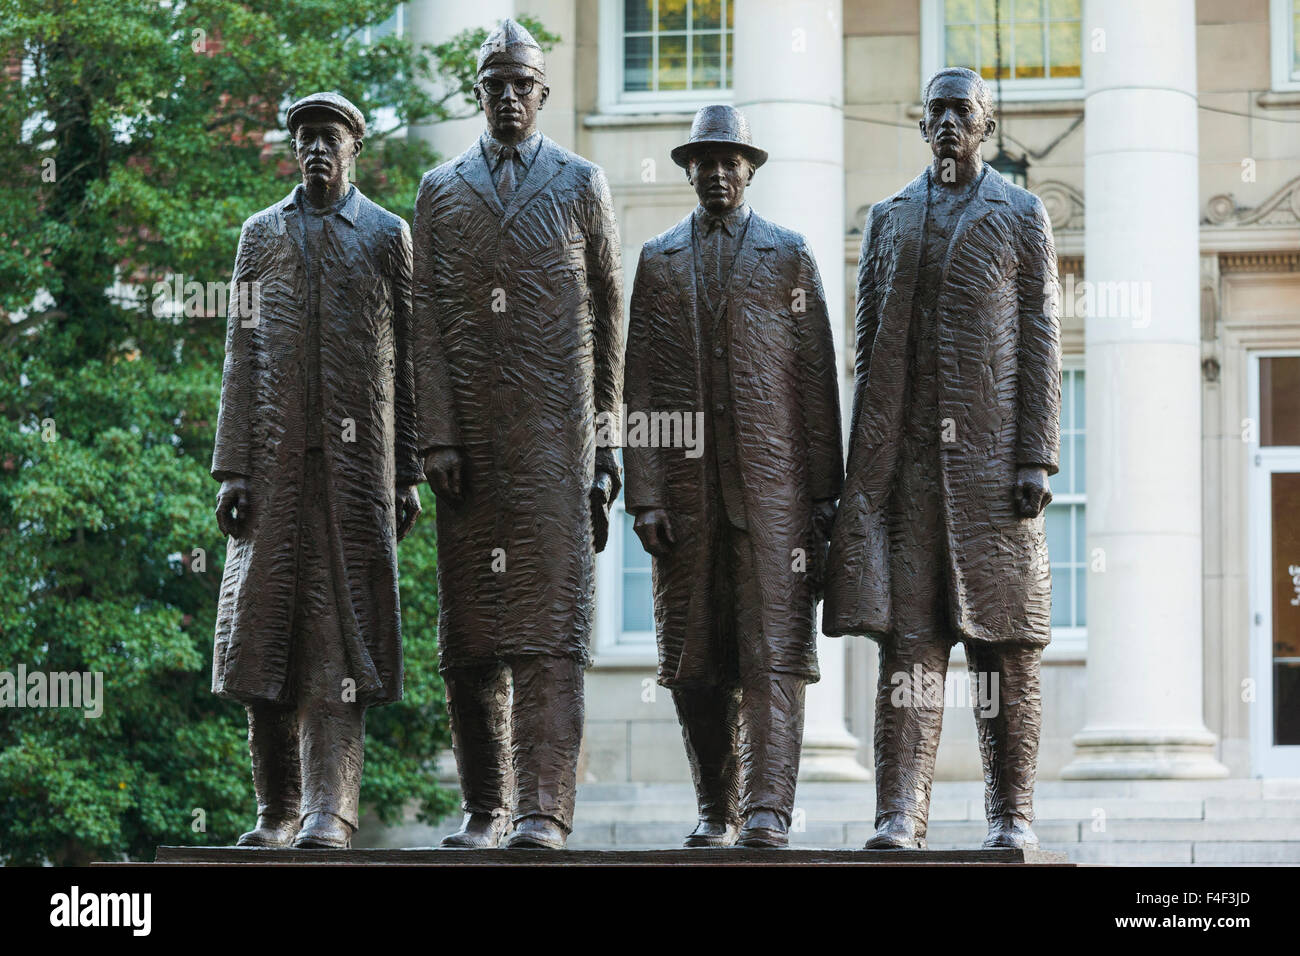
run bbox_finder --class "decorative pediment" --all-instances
[1204,176,1300,226]
[1032,180,1085,232]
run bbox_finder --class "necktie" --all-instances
[496,146,517,203]
[701,217,727,311]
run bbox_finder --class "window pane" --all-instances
[1046,506,1069,562]
[624,35,653,91]
[1076,559,1086,626]
[692,31,723,89]
[1051,566,1073,627]
[1049,0,1081,18]
[657,32,688,89]
[659,0,687,31]
[946,0,979,23]
[1048,20,1081,77]
[946,24,977,71]
[1015,0,1044,21]
[626,0,654,32]
[1014,23,1045,78]
[1074,505,1087,564]
[1073,367,1085,429]
[693,0,723,30]
[1260,357,1300,446]
[726,0,733,29]
[622,572,654,632]
[979,25,1009,79]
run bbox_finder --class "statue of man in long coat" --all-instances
[824,68,1061,851]
[624,106,843,849]
[211,91,423,850]
[412,19,624,850]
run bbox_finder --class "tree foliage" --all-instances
[0,0,556,865]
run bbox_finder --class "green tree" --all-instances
[0,0,555,865]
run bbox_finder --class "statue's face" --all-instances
[920,74,994,164]
[687,147,753,214]
[475,64,549,139]
[292,114,361,192]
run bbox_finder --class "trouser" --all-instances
[873,634,1043,836]
[441,654,585,832]
[670,517,809,829]
[245,451,367,829]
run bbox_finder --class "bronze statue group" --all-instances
[210,20,1061,853]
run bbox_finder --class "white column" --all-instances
[405,0,515,161]
[1062,0,1227,778]
[735,0,867,781]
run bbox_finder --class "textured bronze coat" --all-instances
[624,212,844,686]
[412,136,623,668]
[824,167,1061,645]
[211,185,420,706]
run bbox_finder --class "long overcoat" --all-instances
[411,134,624,669]
[624,211,843,687]
[211,184,420,706]
[824,166,1061,645]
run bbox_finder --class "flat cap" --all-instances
[286,91,366,139]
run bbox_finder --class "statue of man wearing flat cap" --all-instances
[211,91,422,849]
[411,18,624,850]
[623,105,843,849]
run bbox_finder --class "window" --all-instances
[363,4,404,43]
[1046,366,1086,645]
[600,0,735,112]
[594,453,657,663]
[1271,0,1300,91]
[921,0,1084,101]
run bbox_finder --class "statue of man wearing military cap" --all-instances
[623,105,843,848]
[412,19,624,849]
[211,90,423,849]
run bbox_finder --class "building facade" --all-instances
[403,0,1300,786]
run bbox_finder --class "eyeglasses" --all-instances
[480,77,537,98]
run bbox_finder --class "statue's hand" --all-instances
[633,508,676,557]
[590,470,615,553]
[1013,466,1052,518]
[424,447,465,503]
[396,484,422,541]
[215,476,250,538]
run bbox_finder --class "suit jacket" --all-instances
[624,210,843,686]
[824,165,1061,645]
[211,184,417,706]
[411,133,624,668]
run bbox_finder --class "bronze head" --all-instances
[474,18,549,144]
[287,92,365,200]
[919,67,995,166]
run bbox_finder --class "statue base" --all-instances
[151,846,1071,865]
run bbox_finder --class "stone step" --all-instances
[572,797,1210,824]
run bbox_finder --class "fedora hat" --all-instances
[670,105,768,170]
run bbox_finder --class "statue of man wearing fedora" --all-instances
[411,18,624,850]
[623,105,843,849]
[211,91,423,849]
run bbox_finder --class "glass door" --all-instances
[1249,353,1300,776]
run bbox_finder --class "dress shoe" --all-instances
[983,813,1039,849]
[292,812,354,849]
[683,817,738,848]
[440,811,512,848]
[504,815,567,849]
[864,812,926,849]
[237,815,300,847]
[735,809,789,848]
